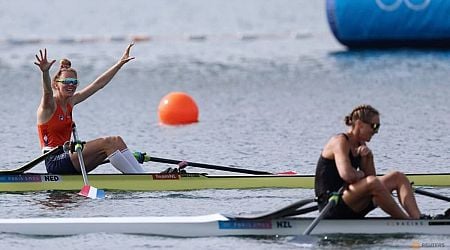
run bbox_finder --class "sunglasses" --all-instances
[56,78,78,85]
[368,122,381,133]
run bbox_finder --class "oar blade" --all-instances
[277,171,297,175]
[72,123,105,199]
[79,185,105,199]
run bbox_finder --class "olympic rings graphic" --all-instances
[375,0,431,11]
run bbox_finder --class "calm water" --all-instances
[1,0,449,249]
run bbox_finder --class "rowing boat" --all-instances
[0,172,448,192]
[0,214,448,236]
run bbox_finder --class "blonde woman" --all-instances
[315,104,420,219]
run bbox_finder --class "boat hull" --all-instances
[0,214,448,236]
[0,173,448,192]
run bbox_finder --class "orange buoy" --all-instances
[158,92,199,125]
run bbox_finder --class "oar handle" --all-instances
[145,156,273,175]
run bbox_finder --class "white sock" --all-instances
[121,148,145,173]
[108,150,137,173]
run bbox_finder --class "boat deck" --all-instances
[0,172,448,192]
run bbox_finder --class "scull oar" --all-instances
[409,182,450,202]
[72,123,104,199]
[233,198,317,220]
[414,187,450,202]
[149,156,272,174]
[0,146,62,174]
[303,186,345,235]
[132,152,283,175]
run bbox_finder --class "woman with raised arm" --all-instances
[35,44,145,174]
[315,104,421,219]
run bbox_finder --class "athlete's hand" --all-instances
[356,145,372,157]
[356,170,366,180]
[118,43,135,65]
[34,49,56,72]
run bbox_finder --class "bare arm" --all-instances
[34,49,56,124]
[357,144,376,176]
[72,43,135,105]
[325,135,365,183]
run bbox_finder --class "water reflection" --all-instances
[318,234,423,249]
[32,191,83,210]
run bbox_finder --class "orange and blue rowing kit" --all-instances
[37,103,78,174]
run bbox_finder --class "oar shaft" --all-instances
[415,188,450,202]
[0,146,63,174]
[75,149,89,186]
[72,124,89,186]
[20,147,61,170]
[148,156,273,175]
[303,201,332,235]
[303,186,345,235]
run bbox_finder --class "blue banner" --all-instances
[327,0,450,47]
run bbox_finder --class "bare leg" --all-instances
[343,176,410,219]
[70,136,127,172]
[379,171,421,219]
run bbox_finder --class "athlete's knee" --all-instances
[388,171,409,183]
[97,136,126,150]
[366,176,384,193]
[107,136,126,148]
